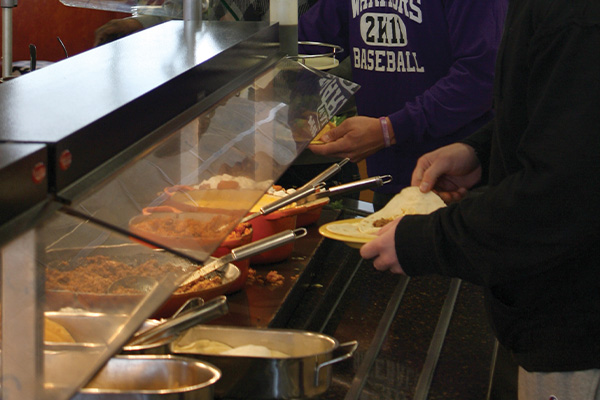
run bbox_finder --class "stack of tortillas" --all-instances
[327,186,446,237]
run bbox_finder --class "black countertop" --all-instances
[211,202,497,399]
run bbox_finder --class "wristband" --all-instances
[379,117,391,148]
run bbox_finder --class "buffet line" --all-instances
[33,160,393,399]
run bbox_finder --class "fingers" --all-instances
[361,242,405,274]
[308,140,351,160]
[436,187,467,203]
[359,239,377,260]
[360,218,403,273]
[307,137,365,162]
[307,117,382,162]
[317,125,344,143]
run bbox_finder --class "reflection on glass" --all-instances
[70,58,358,263]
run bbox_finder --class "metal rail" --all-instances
[344,273,411,400]
[1,0,18,80]
[413,278,462,400]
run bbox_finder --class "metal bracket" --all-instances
[1,0,18,8]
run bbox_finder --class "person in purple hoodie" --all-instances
[300,0,508,210]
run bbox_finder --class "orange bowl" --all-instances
[295,198,330,227]
[248,207,303,264]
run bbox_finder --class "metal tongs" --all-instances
[123,295,229,350]
[296,175,393,205]
[241,158,350,223]
[297,158,350,190]
[241,182,326,223]
[181,228,307,286]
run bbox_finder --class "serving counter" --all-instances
[199,202,496,399]
[0,18,497,400]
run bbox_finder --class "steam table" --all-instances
[212,200,497,399]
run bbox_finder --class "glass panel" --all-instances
[59,0,185,19]
[69,58,359,263]
[1,210,194,400]
[0,58,357,400]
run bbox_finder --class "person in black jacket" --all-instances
[360,0,600,398]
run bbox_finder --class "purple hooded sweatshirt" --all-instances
[299,0,507,192]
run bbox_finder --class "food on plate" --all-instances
[175,338,290,358]
[45,255,221,295]
[326,186,446,237]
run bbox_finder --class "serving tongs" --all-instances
[180,228,307,286]
[123,295,228,350]
[297,158,350,190]
[296,175,393,205]
[241,183,326,223]
[240,158,350,224]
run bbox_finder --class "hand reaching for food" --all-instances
[308,116,394,163]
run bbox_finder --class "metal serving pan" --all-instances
[71,355,221,400]
[170,325,358,399]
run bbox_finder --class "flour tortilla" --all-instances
[326,186,446,237]
[325,219,376,238]
[45,318,75,343]
[175,339,233,354]
[174,339,289,358]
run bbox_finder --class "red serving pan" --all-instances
[50,262,241,319]
[133,207,254,295]
[294,197,330,227]
[159,185,314,263]
[43,245,240,319]
[247,206,305,265]
[128,210,238,256]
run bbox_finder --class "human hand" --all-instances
[360,218,405,275]
[411,143,482,203]
[94,18,144,47]
[308,116,393,163]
